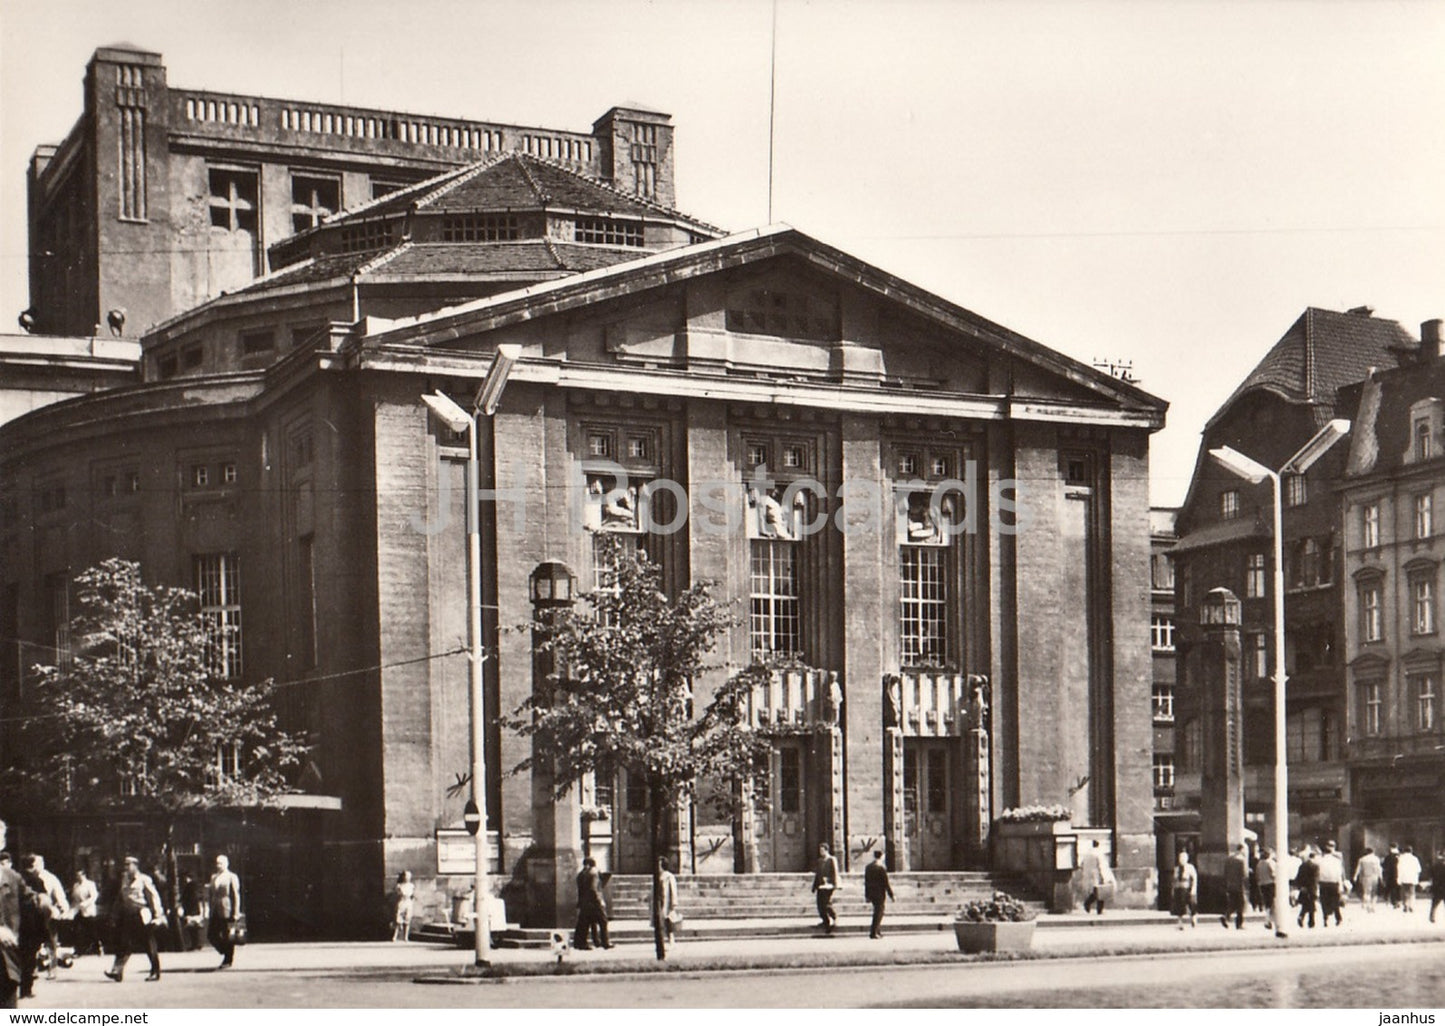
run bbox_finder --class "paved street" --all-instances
[13,909,1445,1008]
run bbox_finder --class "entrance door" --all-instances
[611,768,653,874]
[904,740,953,869]
[754,739,809,871]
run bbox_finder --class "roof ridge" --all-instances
[323,162,477,225]
[414,155,511,211]
[512,152,550,205]
[515,151,725,233]
[1304,307,1316,405]
[355,240,411,277]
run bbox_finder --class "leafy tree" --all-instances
[10,559,308,943]
[509,539,771,960]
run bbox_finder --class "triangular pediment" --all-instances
[361,226,1166,426]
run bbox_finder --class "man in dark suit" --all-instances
[863,850,894,939]
[572,857,610,950]
[1,819,27,1009]
[811,843,839,934]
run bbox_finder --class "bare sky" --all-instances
[2,0,1442,507]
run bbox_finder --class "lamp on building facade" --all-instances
[1209,418,1349,939]
[530,562,577,607]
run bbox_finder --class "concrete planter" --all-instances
[952,919,1036,953]
[994,819,1073,837]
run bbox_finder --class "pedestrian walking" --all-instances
[23,856,67,981]
[811,843,839,934]
[864,850,894,938]
[1397,845,1422,913]
[1317,840,1345,927]
[104,856,163,983]
[1280,847,1303,911]
[1221,842,1249,930]
[0,820,31,1009]
[1295,848,1320,929]
[1170,850,1198,929]
[1383,843,1401,908]
[207,855,241,969]
[1354,847,1382,913]
[652,857,679,946]
[1429,848,1445,924]
[69,869,101,956]
[1256,848,1278,930]
[572,857,611,950]
[392,870,415,943]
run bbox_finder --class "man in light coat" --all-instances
[1397,845,1423,913]
[207,855,241,969]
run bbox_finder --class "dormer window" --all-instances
[573,217,643,247]
[1221,490,1240,521]
[1408,398,1443,464]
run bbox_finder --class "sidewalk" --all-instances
[91,906,1445,982]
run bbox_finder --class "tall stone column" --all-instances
[1197,587,1245,912]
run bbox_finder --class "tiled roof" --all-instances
[1208,307,1416,428]
[229,240,643,298]
[323,151,721,231]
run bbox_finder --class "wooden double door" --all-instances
[903,738,956,870]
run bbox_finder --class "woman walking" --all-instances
[391,871,415,942]
[1171,850,1198,930]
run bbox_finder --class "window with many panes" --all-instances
[194,553,242,679]
[1362,680,1383,735]
[899,546,947,666]
[1285,473,1308,507]
[1151,682,1174,722]
[1415,673,1438,732]
[1246,553,1266,598]
[1287,707,1326,763]
[1412,575,1436,636]
[1361,584,1383,643]
[1150,614,1175,651]
[1363,503,1381,548]
[573,217,643,247]
[1417,493,1434,540]
[1417,420,1432,463]
[1220,490,1240,520]
[1152,753,1174,790]
[750,540,800,659]
[778,746,801,813]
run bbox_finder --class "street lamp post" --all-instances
[420,344,520,967]
[1210,418,1349,940]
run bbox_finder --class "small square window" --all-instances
[931,456,949,477]
[222,463,238,484]
[783,446,804,469]
[898,454,918,477]
[627,437,649,460]
[588,432,612,458]
[240,330,275,357]
[127,471,141,493]
[181,345,203,370]
[157,355,178,379]
[102,475,118,497]
[747,443,769,468]
[191,465,210,488]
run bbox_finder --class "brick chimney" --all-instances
[1423,319,1442,361]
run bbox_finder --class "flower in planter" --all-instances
[995,804,1072,824]
[955,891,1036,923]
[579,804,611,823]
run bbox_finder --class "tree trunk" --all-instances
[164,820,183,951]
[649,775,666,961]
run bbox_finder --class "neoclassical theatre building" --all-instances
[3,73,1166,933]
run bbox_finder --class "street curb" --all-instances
[408,931,1445,984]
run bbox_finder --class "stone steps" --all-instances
[600,871,1028,920]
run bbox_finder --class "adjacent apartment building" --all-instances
[1337,321,1445,857]
[1170,307,1418,848]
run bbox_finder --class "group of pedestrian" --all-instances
[1166,837,1445,936]
[0,817,243,1007]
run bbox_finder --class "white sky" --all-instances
[2,0,1442,507]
